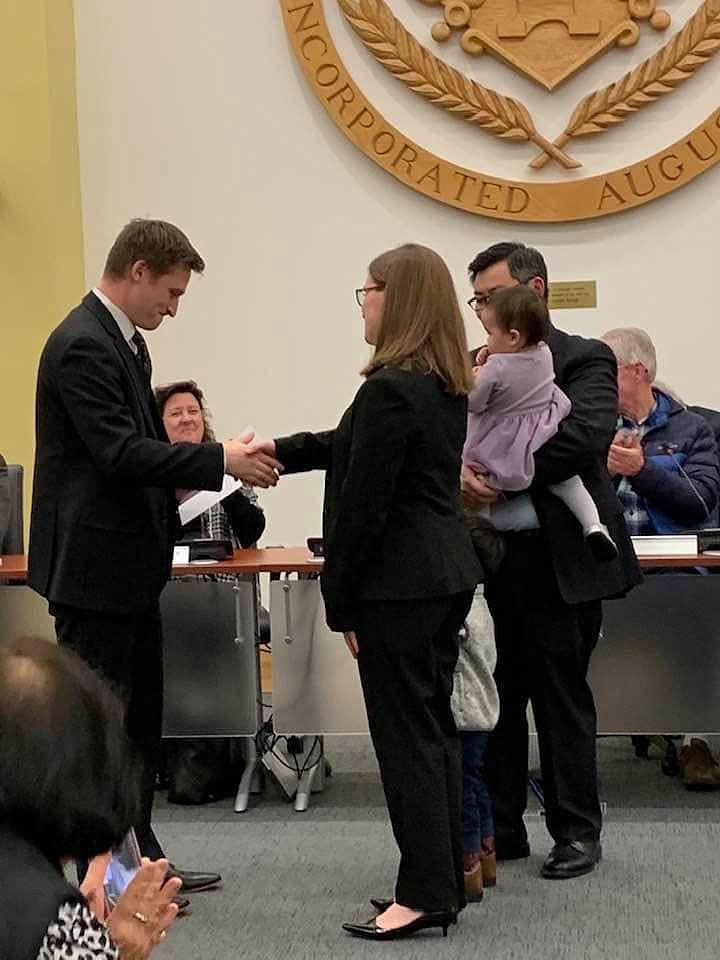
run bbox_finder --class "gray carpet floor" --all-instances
[152,737,720,959]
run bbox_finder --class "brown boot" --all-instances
[678,739,720,790]
[463,851,483,902]
[480,836,497,888]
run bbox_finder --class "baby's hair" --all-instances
[487,286,550,346]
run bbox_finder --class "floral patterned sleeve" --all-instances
[37,900,119,960]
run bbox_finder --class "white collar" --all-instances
[92,287,136,348]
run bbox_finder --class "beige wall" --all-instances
[73,0,720,547]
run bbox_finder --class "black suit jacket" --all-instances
[529,326,642,603]
[29,292,224,613]
[0,828,83,960]
[275,367,481,631]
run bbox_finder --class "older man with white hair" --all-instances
[601,326,720,789]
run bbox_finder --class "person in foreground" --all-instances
[462,242,641,880]
[28,219,281,891]
[259,244,481,939]
[0,636,181,960]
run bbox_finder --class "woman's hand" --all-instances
[223,433,282,487]
[105,858,180,960]
[343,631,359,659]
[80,851,112,922]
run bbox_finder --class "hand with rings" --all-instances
[105,858,181,959]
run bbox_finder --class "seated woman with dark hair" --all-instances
[155,381,266,804]
[0,637,181,960]
[155,380,265,549]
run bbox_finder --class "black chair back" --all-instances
[0,464,24,555]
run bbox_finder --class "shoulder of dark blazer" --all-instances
[362,366,459,406]
[48,292,123,350]
[547,325,616,370]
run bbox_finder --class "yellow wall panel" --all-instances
[0,0,84,532]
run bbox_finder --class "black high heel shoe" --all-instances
[343,911,456,940]
[369,897,459,922]
[369,896,394,913]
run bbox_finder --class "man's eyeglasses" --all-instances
[467,278,536,314]
[355,285,384,307]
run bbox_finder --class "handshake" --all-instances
[222,432,283,488]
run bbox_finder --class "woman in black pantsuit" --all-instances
[265,244,481,940]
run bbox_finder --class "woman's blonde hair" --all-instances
[362,244,473,395]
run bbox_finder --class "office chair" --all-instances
[0,463,23,555]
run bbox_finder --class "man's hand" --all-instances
[460,465,499,509]
[223,433,282,488]
[106,858,180,959]
[343,630,358,659]
[612,428,640,449]
[607,440,644,477]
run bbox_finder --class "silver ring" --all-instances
[133,911,149,924]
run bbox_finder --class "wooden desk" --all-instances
[0,547,322,582]
[4,548,720,582]
[4,550,720,737]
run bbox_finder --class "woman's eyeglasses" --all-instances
[355,285,384,306]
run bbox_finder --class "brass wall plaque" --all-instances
[280,0,720,222]
[548,281,598,310]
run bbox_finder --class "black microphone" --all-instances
[658,443,711,519]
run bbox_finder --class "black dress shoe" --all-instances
[173,895,191,916]
[343,911,455,940]
[495,838,530,861]
[167,864,221,892]
[541,840,601,879]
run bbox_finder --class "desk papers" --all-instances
[178,475,244,526]
[631,534,698,557]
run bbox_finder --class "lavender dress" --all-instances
[463,343,571,491]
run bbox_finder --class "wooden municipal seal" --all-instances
[280,0,720,222]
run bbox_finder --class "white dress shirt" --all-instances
[92,287,137,353]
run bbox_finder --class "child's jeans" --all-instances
[460,731,494,851]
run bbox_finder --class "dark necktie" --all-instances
[131,331,152,382]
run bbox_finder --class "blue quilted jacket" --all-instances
[626,393,720,533]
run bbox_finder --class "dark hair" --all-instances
[154,380,215,442]
[0,637,138,866]
[468,241,549,302]
[487,286,550,346]
[104,219,205,279]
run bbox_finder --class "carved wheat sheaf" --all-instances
[531,0,720,169]
[337,0,581,169]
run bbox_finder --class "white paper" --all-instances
[172,545,190,564]
[178,475,244,526]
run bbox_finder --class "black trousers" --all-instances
[51,602,165,861]
[355,591,473,913]
[484,531,602,847]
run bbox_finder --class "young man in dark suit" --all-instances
[28,219,281,894]
[462,242,641,879]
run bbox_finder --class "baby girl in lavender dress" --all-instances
[464,285,617,562]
